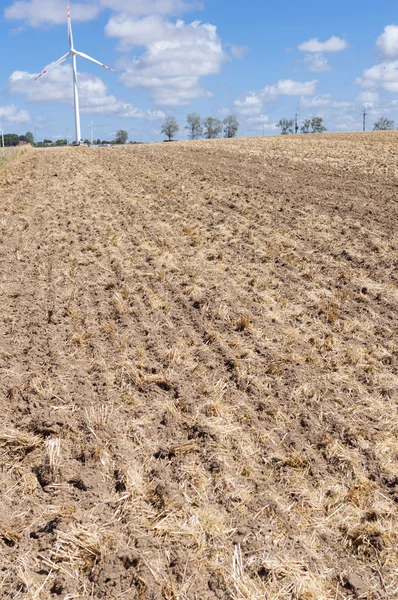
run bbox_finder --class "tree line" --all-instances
[161,114,239,141]
[276,116,395,135]
[1,132,34,146]
[0,129,130,147]
[2,115,394,148]
[276,116,327,134]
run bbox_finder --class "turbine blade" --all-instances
[74,50,116,73]
[68,4,73,48]
[34,52,71,81]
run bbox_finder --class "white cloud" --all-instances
[246,115,277,133]
[247,114,270,124]
[375,25,398,60]
[0,104,31,125]
[4,0,100,27]
[299,94,352,109]
[5,2,229,109]
[105,15,170,49]
[356,61,398,93]
[8,66,165,119]
[298,36,348,53]
[111,18,226,106]
[299,94,334,107]
[234,79,317,115]
[226,43,249,60]
[100,0,201,16]
[233,92,263,115]
[4,0,201,26]
[335,123,349,130]
[217,107,231,118]
[298,36,347,73]
[262,79,318,98]
[355,91,379,106]
[303,53,332,72]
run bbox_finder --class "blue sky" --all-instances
[1,0,398,142]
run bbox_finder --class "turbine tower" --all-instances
[34,4,115,145]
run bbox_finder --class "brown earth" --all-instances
[0,132,397,599]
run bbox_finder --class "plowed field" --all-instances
[0,133,397,599]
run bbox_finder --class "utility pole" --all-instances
[294,113,299,134]
[262,122,265,136]
[0,124,4,148]
[361,107,369,132]
[66,126,70,145]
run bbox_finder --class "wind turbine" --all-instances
[34,3,115,145]
[87,121,94,144]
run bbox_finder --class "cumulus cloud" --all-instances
[100,0,201,16]
[299,94,334,107]
[106,14,178,49]
[110,18,226,106]
[298,36,348,53]
[356,61,398,93]
[303,53,332,72]
[4,0,100,26]
[375,25,398,60]
[225,43,249,60]
[299,94,352,109]
[245,115,277,133]
[0,104,31,125]
[233,92,263,115]
[234,79,317,116]
[8,66,165,119]
[355,91,379,106]
[246,114,270,124]
[5,1,230,109]
[298,36,347,73]
[4,0,201,26]
[263,79,317,98]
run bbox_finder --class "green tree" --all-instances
[202,117,223,139]
[311,117,327,133]
[223,115,239,138]
[43,139,53,146]
[115,130,128,144]
[185,113,202,140]
[373,117,394,131]
[161,116,179,141]
[300,119,311,134]
[276,118,294,135]
[18,135,28,143]
[55,139,67,146]
[25,132,34,145]
[4,133,20,146]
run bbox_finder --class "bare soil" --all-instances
[0,133,397,599]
